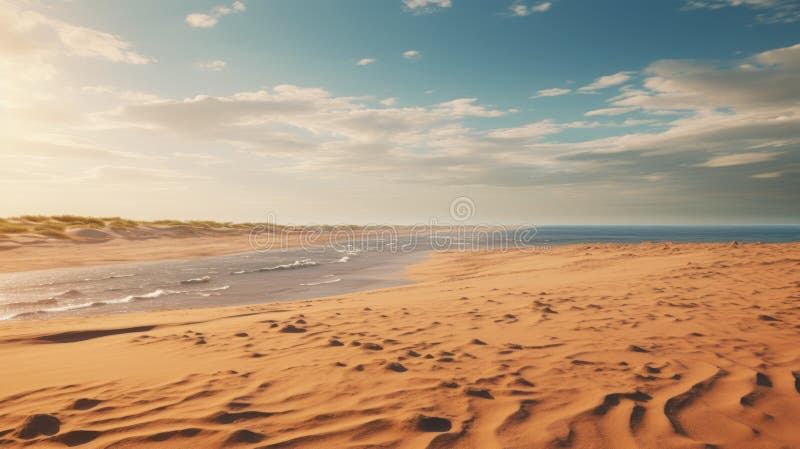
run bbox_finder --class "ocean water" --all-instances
[0,226,797,321]
[523,225,800,245]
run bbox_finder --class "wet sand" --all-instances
[0,242,798,448]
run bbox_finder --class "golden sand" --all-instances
[0,242,798,448]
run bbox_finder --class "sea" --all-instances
[1,225,797,321]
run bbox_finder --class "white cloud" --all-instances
[0,3,153,67]
[486,120,560,140]
[751,171,782,178]
[194,60,227,71]
[403,0,452,13]
[185,1,246,28]
[356,57,376,66]
[697,152,782,167]
[578,72,633,92]
[55,25,152,64]
[185,14,218,28]
[435,98,513,117]
[510,2,552,16]
[585,107,636,116]
[381,97,397,106]
[683,0,800,24]
[90,39,800,189]
[534,87,570,98]
[403,50,421,60]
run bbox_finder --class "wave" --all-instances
[51,288,83,299]
[180,275,211,285]
[79,273,137,282]
[1,284,237,320]
[5,289,171,319]
[195,285,230,296]
[300,277,342,286]
[336,256,350,263]
[2,289,83,309]
[34,273,136,288]
[4,298,59,308]
[201,285,230,292]
[231,259,318,275]
[101,289,169,305]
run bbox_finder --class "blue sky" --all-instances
[1,0,799,224]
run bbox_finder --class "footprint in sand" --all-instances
[226,429,265,444]
[72,398,102,410]
[417,416,452,432]
[465,388,493,399]
[17,414,60,439]
[387,362,407,372]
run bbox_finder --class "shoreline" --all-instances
[0,227,431,274]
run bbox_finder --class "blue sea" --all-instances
[523,225,800,245]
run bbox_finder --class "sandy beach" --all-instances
[0,242,798,448]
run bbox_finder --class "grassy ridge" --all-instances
[0,216,267,239]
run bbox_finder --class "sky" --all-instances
[1,0,799,225]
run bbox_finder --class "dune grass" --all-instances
[0,215,273,239]
[0,221,29,234]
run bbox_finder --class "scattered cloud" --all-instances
[683,0,800,24]
[403,50,422,60]
[578,72,633,92]
[3,0,798,217]
[58,43,800,194]
[585,107,636,116]
[534,87,571,98]
[751,171,782,178]
[0,2,153,69]
[697,152,782,167]
[186,1,246,28]
[194,60,227,71]
[510,1,552,17]
[403,0,452,13]
[485,120,560,140]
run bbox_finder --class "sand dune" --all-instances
[0,216,419,273]
[0,243,798,448]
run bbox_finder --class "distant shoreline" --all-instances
[1,218,798,274]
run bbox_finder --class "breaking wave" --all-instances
[180,275,211,285]
[231,259,318,275]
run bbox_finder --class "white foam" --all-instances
[180,275,211,285]
[232,259,318,275]
[196,285,230,293]
[300,277,342,286]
